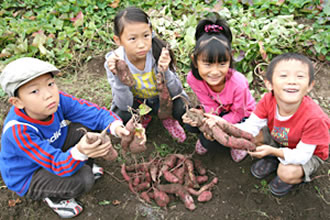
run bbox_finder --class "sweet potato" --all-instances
[129,124,146,154]
[196,175,208,184]
[78,124,118,161]
[156,71,173,120]
[140,191,151,204]
[163,170,179,183]
[194,159,206,175]
[216,119,254,142]
[184,159,199,188]
[120,117,135,152]
[115,59,136,87]
[197,191,212,202]
[121,164,131,182]
[197,177,218,195]
[172,166,185,184]
[133,176,140,186]
[153,188,170,207]
[157,184,196,211]
[211,125,256,151]
[149,163,159,182]
[135,182,150,192]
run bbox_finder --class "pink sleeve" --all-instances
[187,71,219,113]
[222,87,256,124]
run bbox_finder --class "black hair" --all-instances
[114,6,176,71]
[266,53,314,85]
[191,16,233,80]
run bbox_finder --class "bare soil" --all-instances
[0,56,329,220]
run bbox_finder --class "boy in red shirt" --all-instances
[204,53,329,196]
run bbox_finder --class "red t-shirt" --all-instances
[254,93,330,160]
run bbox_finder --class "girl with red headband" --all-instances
[183,16,256,162]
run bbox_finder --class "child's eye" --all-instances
[144,34,150,38]
[31,89,39,94]
[48,82,55,87]
[129,37,135,41]
[279,74,287,78]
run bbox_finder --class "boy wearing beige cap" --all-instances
[0,57,129,218]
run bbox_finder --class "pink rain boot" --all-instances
[161,118,186,143]
[230,148,248,162]
[195,139,208,155]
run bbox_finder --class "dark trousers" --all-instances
[111,96,186,124]
[25,123,94,201]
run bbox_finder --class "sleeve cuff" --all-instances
[70,145,88,161]
[110,120,125,137]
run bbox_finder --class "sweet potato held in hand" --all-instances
[156,71,173,120]
[115,60,136,87]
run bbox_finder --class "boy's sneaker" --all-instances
[92,163,104,180]
[230,149,248,163]
[43,197,83,218]
[141,115,152,129]
[161,118,186,143]
[195,139,208,155]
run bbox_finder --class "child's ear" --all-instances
[8,97,24,109]
[264,80,273,91]
[113,35,121,46]
[191,54,197,67]
[307,80,315,93]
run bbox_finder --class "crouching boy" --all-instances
[204,53,329,196]
[0,57,130,218]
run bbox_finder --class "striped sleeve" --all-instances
[59,91,122,133]
[10,124,85,176]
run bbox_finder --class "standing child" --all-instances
[205,53,330,196]
[104,6,188,143]
[0,57,130,218]
[183,16,256,162]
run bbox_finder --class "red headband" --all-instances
[204,24,223,33]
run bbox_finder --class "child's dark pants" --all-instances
[25,123,94,201]
[111,96,186,124]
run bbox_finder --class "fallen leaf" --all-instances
[70,11,84,27]
[98,200,111,206]
[8,198,21,207]
[258,41,268,61]
[109,0,120,8]
[112,200,121,206]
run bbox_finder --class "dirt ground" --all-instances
[0,55,329,220]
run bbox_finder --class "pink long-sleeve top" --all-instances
[187,68,256,124]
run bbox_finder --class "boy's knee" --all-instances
[277,163,303,184]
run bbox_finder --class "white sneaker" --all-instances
[92,163,104,180]
[43,197,83,218]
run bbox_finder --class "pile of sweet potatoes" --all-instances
[120,153,218,210]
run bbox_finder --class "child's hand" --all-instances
[107,52,120,75]
[77,133,112,158]
[158,47,171,72]
[115,125,130,138]
[248,145,274,158]
[203,113,225,128]
[182,108,203,127]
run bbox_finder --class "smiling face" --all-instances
[10,73,59,121]
[266,59,314,116]
[196,53,231,92]
[114,21,152,64]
